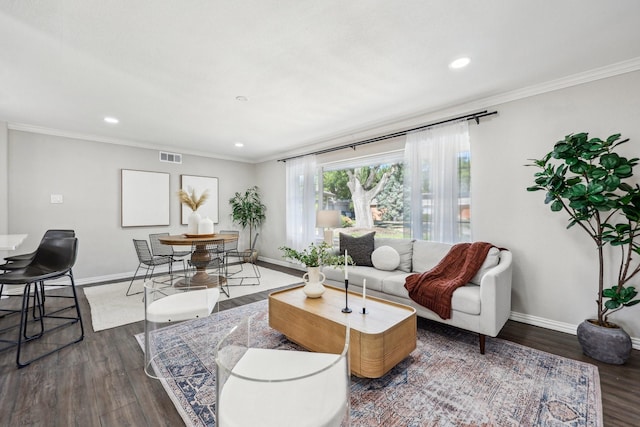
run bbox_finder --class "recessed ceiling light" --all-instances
[235,142,244,148]
[104,116,119,124]
[449,57,471,69]
[235,96,248,102]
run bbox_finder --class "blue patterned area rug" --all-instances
[135,300,602,427]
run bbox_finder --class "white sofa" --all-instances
[322,238,513,354]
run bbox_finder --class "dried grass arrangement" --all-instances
[178,188,209,211]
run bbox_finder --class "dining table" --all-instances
[0,234,28,300]
[158,233,238,288]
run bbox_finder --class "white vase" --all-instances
[302,266,326,298]
[187,211,201,234]
[198,216,214,235]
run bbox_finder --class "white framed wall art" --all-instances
[180,174,219,224]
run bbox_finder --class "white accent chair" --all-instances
[215,314,350,426]
[144,278,219,379]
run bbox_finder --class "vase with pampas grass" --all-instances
[178,188,209,234]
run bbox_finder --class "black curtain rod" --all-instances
[277,110,498,162]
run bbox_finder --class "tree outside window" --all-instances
[322,161,405,238]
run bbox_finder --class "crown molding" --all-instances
[6,122,253,164]
[266,57,640,162]
[476,56,640,108]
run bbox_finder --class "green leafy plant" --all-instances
[229,186,266,248]
[279,242,352,268]
[527,132,640,326]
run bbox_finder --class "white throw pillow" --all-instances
[374,238,414,272]
[470,247,501,285]
[371,246,401,271]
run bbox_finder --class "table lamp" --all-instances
[316,210,341,245]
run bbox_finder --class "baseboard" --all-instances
[510,311,640,350]
[44,264,175,287]
[68,257,296,287]
[258,256,306,272]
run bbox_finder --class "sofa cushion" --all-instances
[450,285,482,315]
[371,246,400,271]
[411,241,452,273]
[374,238,414,272]
[381,275,481,315]
[340,232,375,267]
[378,273,412,298]
[470,247,501,285]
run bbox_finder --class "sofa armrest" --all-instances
[478,250,513,337]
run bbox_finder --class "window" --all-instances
[286,121,471,246]
[321,152,405,238]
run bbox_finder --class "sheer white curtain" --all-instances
[285,154,317,250]
[404,120,470,243]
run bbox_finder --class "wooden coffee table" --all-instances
[269,284,416,378]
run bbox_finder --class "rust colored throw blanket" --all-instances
[404,242,495,320]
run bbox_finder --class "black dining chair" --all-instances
[0,237,84,368]
[1,230,76,326]
[148,232,190,277]
[223,231,261,286]
[1,229,75,271]
[126,239,172,296]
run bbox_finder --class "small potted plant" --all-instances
[279,242,352,298]
[527,132,639,364]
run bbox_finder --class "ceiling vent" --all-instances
[159,151,182,164]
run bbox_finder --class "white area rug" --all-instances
[83,265,302,332]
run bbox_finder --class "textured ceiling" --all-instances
[1,0,640,162]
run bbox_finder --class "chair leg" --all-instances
[161,258,181,285]
[181,259,187,277]
[479,334,486,354]
[126,263,149,296]
[143,265,155,282]
[17,272,84,368]
[16,282,45,367]
[167,261,173,279]
[40,272,84,329]
[225,254,261,286]
[217,256,230,298]
[177,258,188,281]
[22,283,44,340]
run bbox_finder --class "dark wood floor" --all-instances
[1,262,638,426]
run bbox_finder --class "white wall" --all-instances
[474,70,640,340]
[0,121,8,234]
[253,159,287,262]
[257,70,640,341]
[7,131,256,282]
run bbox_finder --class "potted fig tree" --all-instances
[229,186,266,261]
[527,132,639,364]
